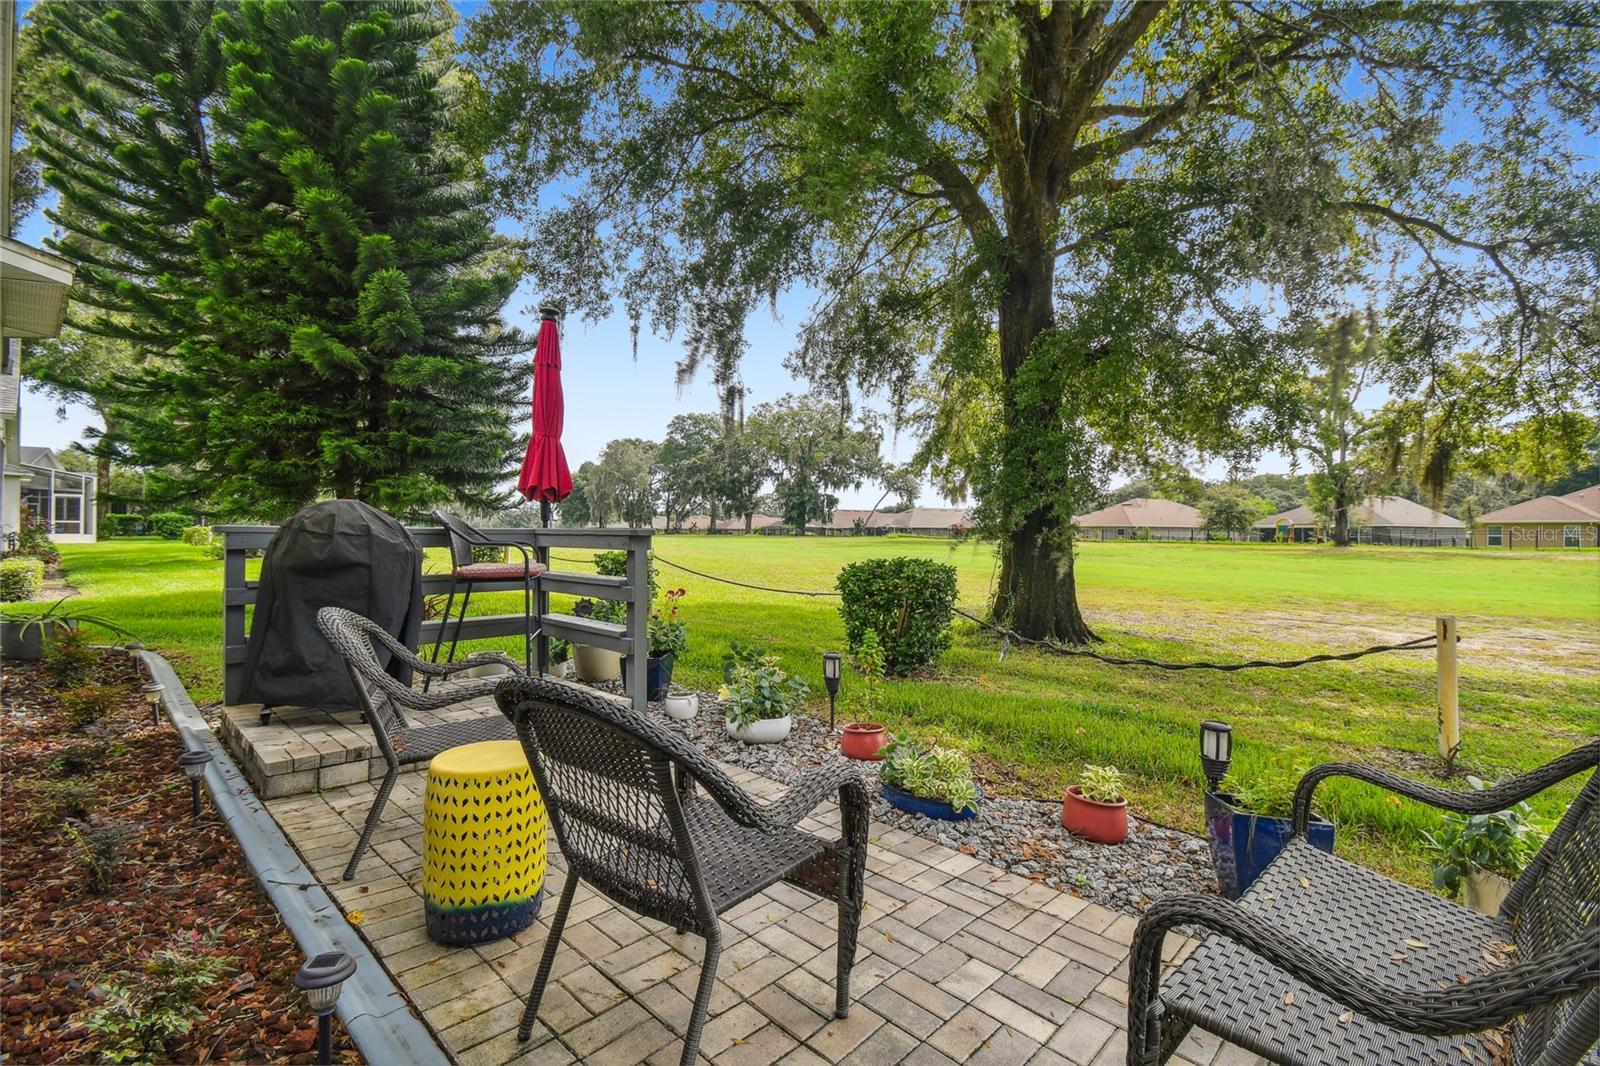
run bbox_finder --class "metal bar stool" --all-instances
[429,511,546,682]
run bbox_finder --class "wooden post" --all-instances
[1437,615,1460,767]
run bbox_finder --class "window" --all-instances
[1487,525,1503,547]
[53,495,82,535]
[1564,525,1581,548]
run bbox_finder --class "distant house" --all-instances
[653,513,782,533]
[1475,486,1599,549]
[1072,498,1205,541]
[811,506,972,536]
[1253,495,1465,546]
[9,447,98,543]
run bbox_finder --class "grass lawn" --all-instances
[13,534,1598,888]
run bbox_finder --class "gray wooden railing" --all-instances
[218,524,653,711]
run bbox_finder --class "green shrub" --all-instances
[148,512,191,539]
[64,816,132,893]
[0,556,45,601]
[62,683,126,731]
[100,513,143,537]
[835,556,957,675]
[13,507,61,563]
[879,738,979,813]
[719,655,808,727]
[85,937,233,1063]
[594,549,659,597]
[32,778,100,827]
[179,525,213,545]
[46,627,98,687]
[470,543,506,563]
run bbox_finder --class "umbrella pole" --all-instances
[536,499,551,676]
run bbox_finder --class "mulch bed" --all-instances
[1,650,360,1064]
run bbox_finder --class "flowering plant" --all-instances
[648,587,688,658]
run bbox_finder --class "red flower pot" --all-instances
[1061,786,1128,844]
[840,723,890,761]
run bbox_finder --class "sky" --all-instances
[24,1,1542,511]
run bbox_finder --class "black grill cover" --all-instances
[239,500,423,709]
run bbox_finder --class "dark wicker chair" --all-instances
[316,606,520,881]
[1129,740,1600,1066]
[427,510,545,683]
[494,676,870,1066]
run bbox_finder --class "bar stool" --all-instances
[429,511,546,681]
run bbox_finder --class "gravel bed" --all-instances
[591,678,1219,917]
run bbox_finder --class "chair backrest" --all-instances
[433,510,482,570]
[315,606,428,744]
[494,676,716,931]
[1505,753,1600,1065]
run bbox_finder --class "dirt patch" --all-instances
[1,651,360,1064]
[1081,604,1600,679]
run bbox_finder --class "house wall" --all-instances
[1082,526,1207,542]
[1473,523,1598,549]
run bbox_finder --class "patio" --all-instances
[258,692,1265,1066]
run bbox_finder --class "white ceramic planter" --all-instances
[573,645,622,683]
[663,693,699,721]
[1464,868,1513,915]
[450,659,515,680]
[725,715,793,744]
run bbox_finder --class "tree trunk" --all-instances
[744,510,752,533]
[990,249,1097,643]
[1332,481,1351,547]
[708,498,718,534]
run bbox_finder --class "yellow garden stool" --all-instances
[422,740,547,946]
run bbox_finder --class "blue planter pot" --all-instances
[881,782,981,822]
[646,653,676,702]
[1204,791,1335,899]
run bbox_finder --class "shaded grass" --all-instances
[17,534,1598,888]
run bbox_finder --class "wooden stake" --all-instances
[1437,616,1460,767]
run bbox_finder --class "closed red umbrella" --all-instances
[517,304,573,520]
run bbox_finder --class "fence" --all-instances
[217,524,653,711]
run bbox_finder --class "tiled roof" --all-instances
[1479,492,1600,524]
[1254,495,1463,530]
[1073,497,1204,529]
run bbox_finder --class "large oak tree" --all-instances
[465,1,1598,640]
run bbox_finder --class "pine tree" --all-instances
[26,0,530,519]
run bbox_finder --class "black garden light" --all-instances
[822,652,842,730]
[1200,720,1233,793]
[294,950,357,1066]
[141,681,165,725]
[177,749,212,818]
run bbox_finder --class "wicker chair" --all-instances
[494,676,870,1066]
[1129,740,1600,1066]
[316,606,520,881]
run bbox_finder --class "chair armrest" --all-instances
[1291,741,1600,835]
[1128,894,1600,1047]
[756,763,870,831]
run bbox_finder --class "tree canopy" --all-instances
[25,0,530,519]
[465,0,1599,640]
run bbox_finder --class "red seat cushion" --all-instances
[452,560,548,581]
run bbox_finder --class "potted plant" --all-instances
[1062,764,1129,844]
[570,598,623,682]
[841,631,891,761]
[647,588,687,701]
[663,692,698,721]
[720,654,807,743]
[721,639,766,683]
[1,599,131,661]
[1423,779,1547,915]
[878,738,981,821]
[1205,765,1335,899]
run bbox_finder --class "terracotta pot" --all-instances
[840,723,890,761]
[1061,785,1128,845]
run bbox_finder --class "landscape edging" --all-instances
[135,650,449,1066]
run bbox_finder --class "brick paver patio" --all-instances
[268,754,1268,1066]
